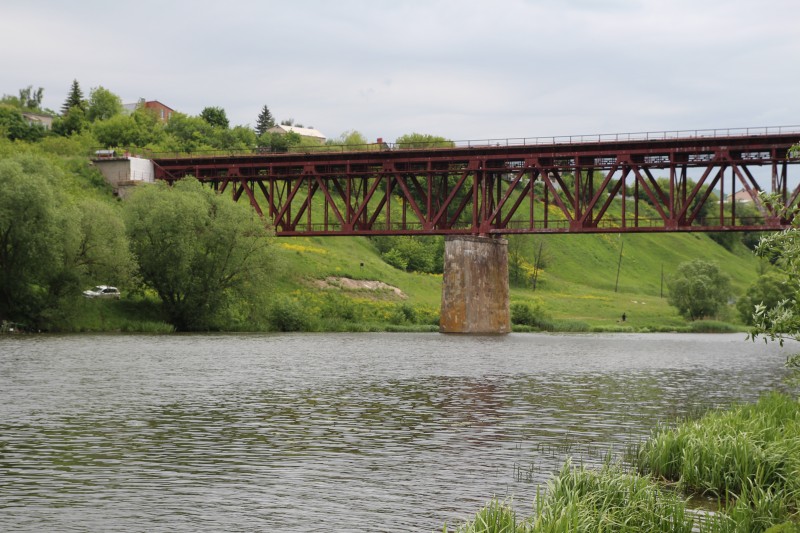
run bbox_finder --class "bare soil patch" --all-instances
[313,277,407,299]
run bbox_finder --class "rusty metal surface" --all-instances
[152,131,800,236]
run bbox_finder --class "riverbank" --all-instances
[18,290,747,334]
[448,392,800,532]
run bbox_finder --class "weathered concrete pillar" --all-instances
[440,235,511,334]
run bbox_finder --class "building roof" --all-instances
[267,124,326,140]
[730,189,756,202]
[122,100,176,113]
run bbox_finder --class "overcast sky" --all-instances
[2,0,798,143]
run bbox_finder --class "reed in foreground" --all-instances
[445,462,696,533]
[635,392,800,503]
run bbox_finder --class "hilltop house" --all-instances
[123,99,175,122]
[730,189,756,203]
[266,124,326,143]
[21,112,53,130]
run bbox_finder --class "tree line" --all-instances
[0,80,451,154]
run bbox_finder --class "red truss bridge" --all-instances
[152,126,800,237]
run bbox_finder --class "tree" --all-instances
[740,186,800,383]
[395,133,454,149]
[162,113,215,152]
[667,259,731,320]
[255,105,275,136]
[328,130,369,150]
[52,105,88,137]
[737,272,788,325]
[93,107,164,148]
[124,178,275,331]
[0,105,46,142]
[0,156,65,324]
[372,235,442,273]
[0,155,131,328]
[749,226,800,343]
[18,85,44,110]
[257,130,301,152]
[200,106,229,129]
[86,86,123,122]
[61,79,85,114]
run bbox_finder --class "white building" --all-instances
[266,124,326,143]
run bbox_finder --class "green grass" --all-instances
[267,228,762,333]
[451,393,800,533]
[635,393,800,502]
[446,462,696,532]
[49,296,173,333]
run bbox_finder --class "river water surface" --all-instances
[0,333,795,531]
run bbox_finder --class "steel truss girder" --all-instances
[152,133,800,236]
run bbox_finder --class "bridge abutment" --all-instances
[440,236,511,335]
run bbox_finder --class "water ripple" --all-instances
[0,333,794,531]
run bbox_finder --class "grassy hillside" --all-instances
[269,229,764,332]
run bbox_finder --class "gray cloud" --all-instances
[1,0,798,143]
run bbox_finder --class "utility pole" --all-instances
[614,239,624,293]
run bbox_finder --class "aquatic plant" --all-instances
[448,462,696,532]
[530,461,695,532]
[444,499,526,533]
[635,392,800,531]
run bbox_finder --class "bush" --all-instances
[737,273,788,325]
[510,301,552,330]
[269,296,316,332]
[374,235,443,273]
[382,248,408,271]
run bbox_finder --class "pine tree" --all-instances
[255,105,275,136]
[61,79,84,115]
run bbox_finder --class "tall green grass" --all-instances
[447,462,696,532]
[635,393,800,501]
[453,394,800,532]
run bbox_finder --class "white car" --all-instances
[83,285,121,299]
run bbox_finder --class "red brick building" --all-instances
[123,99,175,122]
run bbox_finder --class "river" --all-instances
[0,332,795,532]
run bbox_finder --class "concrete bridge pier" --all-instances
[440,235,511,334]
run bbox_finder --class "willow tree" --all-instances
[124,178,275,331]
[0,154,133,328]
[667,259,731,320]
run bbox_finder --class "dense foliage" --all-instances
[125,178,276,331]
[737,272,789,325]
[667,259,731,320]
[750,226,800,343]
[0,153,133,328]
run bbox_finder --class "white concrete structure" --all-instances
[92,155,155,196]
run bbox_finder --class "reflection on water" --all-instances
[0,333,794,531]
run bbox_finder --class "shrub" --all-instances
[382,248,408,271]
[510,301,552,330]
[737,273,788,326]
[269,296,316,332]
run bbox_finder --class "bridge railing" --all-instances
[456,125,800,149]
[105,125,800,161]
